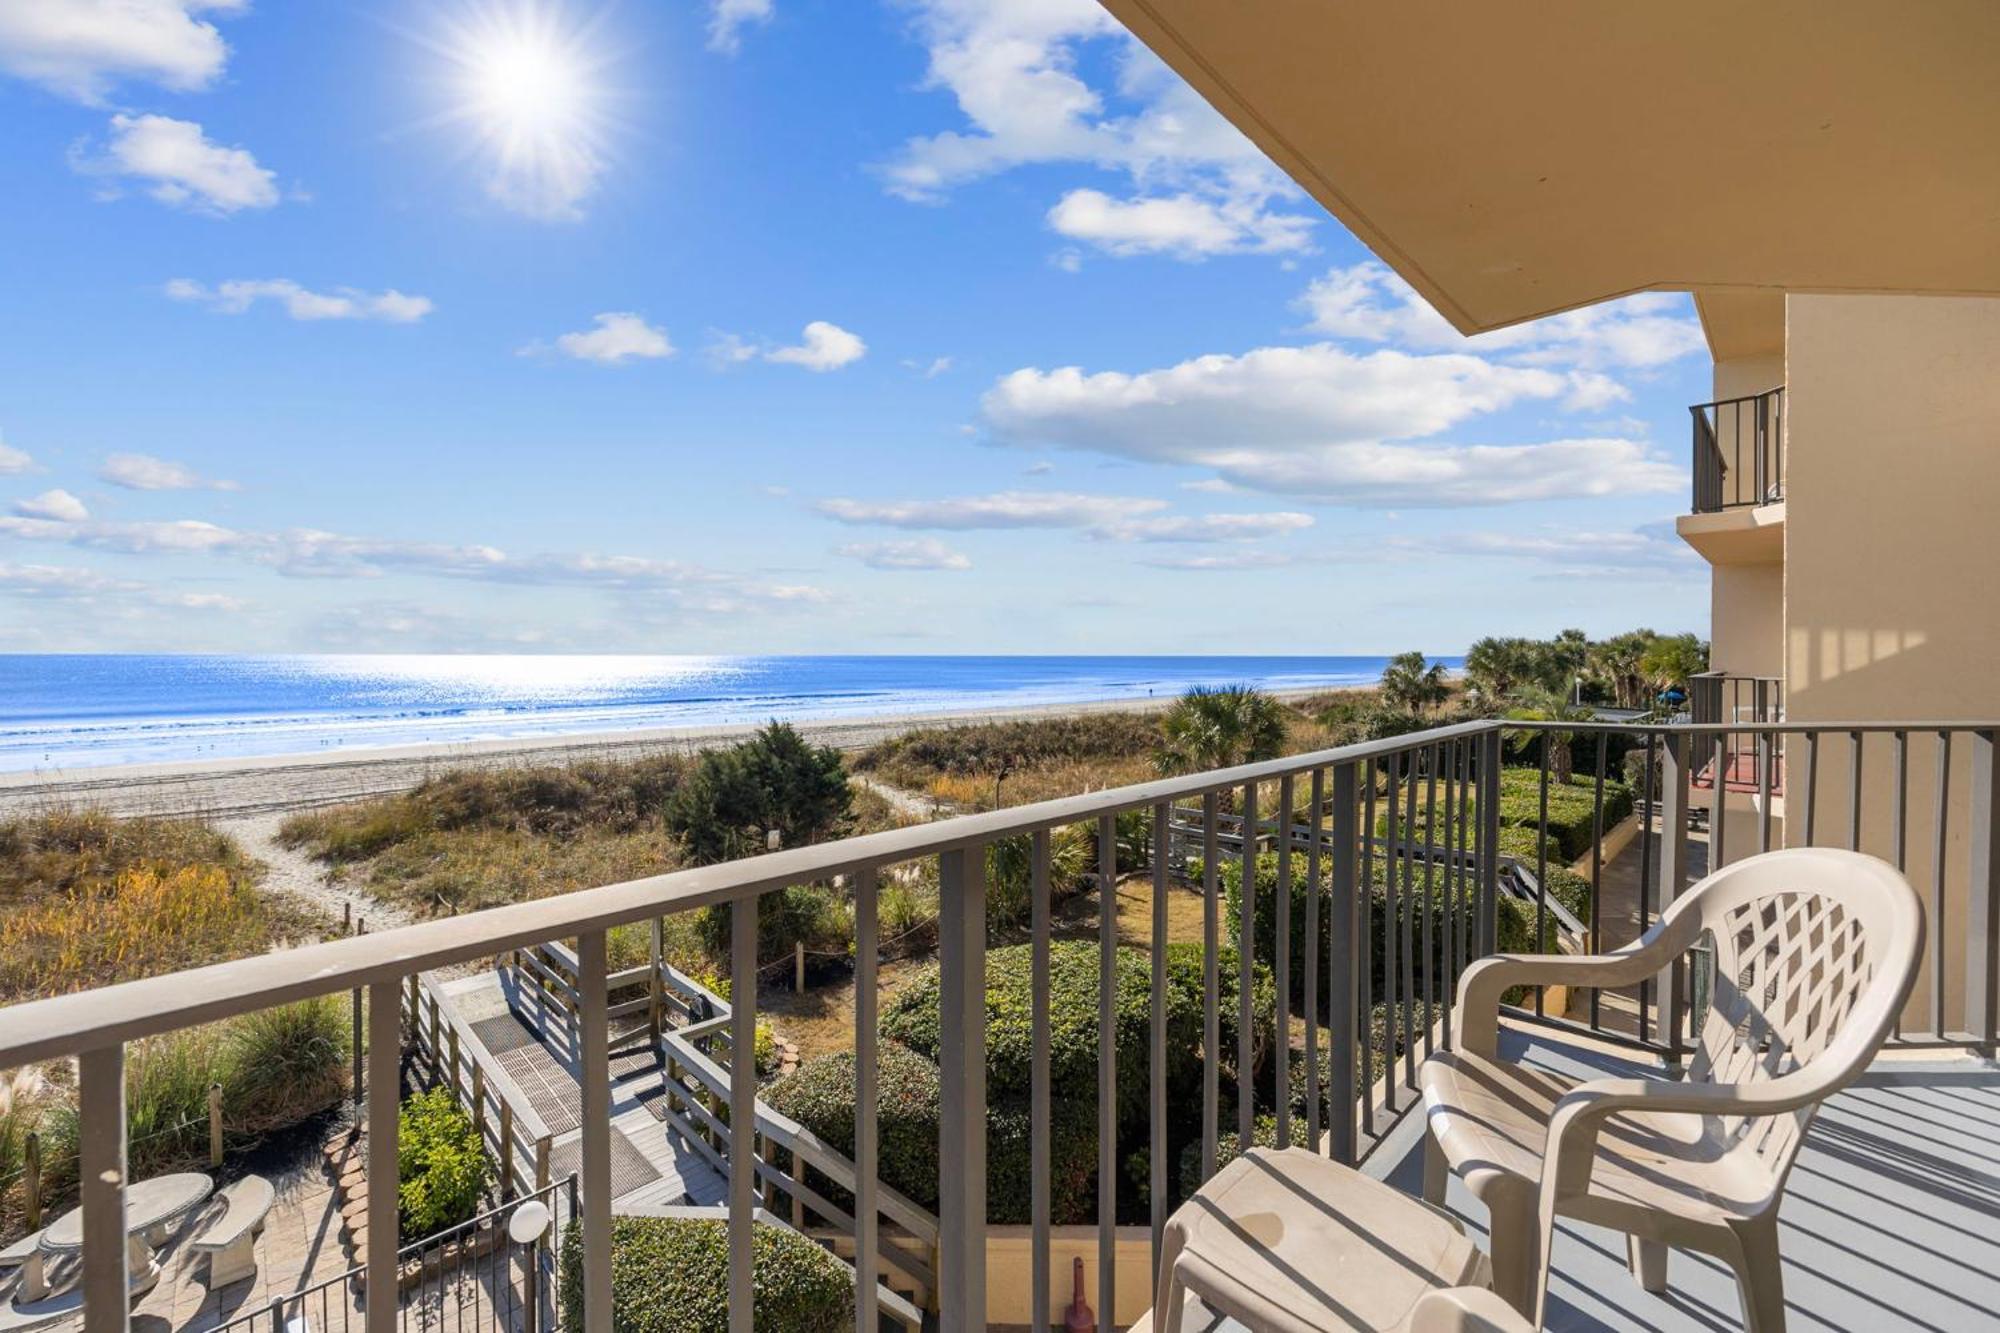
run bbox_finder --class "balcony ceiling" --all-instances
[1099,0,2000,333]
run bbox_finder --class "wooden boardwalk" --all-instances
[440,974,725,1209]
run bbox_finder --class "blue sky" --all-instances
[0,0,1711,655]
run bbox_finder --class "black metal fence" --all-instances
[1691,385,1784,511]
[210,1178,575,1333]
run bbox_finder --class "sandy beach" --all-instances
[0,688,1340,822]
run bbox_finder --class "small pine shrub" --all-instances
[558,1215,852,1333]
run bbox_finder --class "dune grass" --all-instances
[0,810,317,1002]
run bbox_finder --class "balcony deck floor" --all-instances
[1174,1033,2000,1333]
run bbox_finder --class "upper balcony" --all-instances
[0,717,1996,1333]
[1679,386,1786,565]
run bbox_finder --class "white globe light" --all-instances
[508,1199,552,1245]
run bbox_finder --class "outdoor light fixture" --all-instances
[508,1199,552,1246]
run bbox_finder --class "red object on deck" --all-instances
[1064,1255,1096,1333]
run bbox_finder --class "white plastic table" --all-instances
[24,1172,213,1301]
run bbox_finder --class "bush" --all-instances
[763,1045,944,1210]
[877,939,1272,1224]
[559,1215,852,1333]
[397,1089,493,1239]
[984,824,1091,930]
[696,883,853,977]
[666,723,852,866]
[35,998,352,1202]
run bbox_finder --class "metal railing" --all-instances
[211,1178,574,1333]
[2,716,1997,1332]
[1691,385,1785,512]
[1688,671,1784,727]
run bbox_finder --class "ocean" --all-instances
[0,654,1447,772]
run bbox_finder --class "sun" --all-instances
[426,2,618,221]
[464,22,588,146]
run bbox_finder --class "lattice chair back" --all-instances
[1672,848,1924,1185]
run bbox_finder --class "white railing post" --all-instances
[578,932,614,1333]
[937,846,987,1329]
[79,1044,128,1333]
[366,982,400,1333]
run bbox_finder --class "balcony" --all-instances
[1690,387,1785,515]
[1,718,1997,1333]
[1688,672,1785,797]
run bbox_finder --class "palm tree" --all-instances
[1504,688,1596,785]
[1589,630,1658,709]
[1641,633,1709,704]
[1155,685,1288,781]
[1379,651,1449,717]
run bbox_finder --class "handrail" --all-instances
[1690,384,1784,512]
[0,720,1497,1066]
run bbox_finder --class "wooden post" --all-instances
[427,994,443,1078]
[498,1099,515,1199]
[208,1082,224,1167]
[22,1130,40,1228]
[535,1135,552,1192]
[471,1063,486,1142]
[789,1147,805,1228]
[448,1027,463,1099]
[794,941,805,993]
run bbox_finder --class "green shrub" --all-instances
[667,723,853,866]
[225,994,350,1129]
[763,1045,944,1210]
[696,883,852,978]
[397,1089,493,1239]
[558,1215,852,1333]
[984,824,1091,930]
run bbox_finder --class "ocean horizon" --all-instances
[0,654,1455,772]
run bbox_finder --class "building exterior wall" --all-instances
[1710,562,1783,680]
[1782,292,2000,1032]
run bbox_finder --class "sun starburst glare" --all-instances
[431,2,617,222]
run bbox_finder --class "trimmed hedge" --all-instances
[558,1215,851,1333]
[762,1044,945,1211]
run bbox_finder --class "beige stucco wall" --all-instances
[1714,352,1784,403]
[1782,292,2000,1032]
[1710,562,1783,680]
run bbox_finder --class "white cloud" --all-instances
[80,113,278,214]
[1097,511,1312,543]
[1139,550,1301,572]
[903,356,954,378]
[548,313,675,364]
[880,1,1313,258]
[0,562,245,615]
[766,321,866,372]
[12,489,88,522]
[706,0,773,54]
[0,512,829,611]
[816,490,1166,531]
[981,342,1680,506]
[1047,188,1312,259]
[0,0,242,103]
[835,538,972,571]
[0,437,32,474]
[165,278,433,323]
[98,452,238,491]
[1298,262,1705,370]
[1382,523,1701,579]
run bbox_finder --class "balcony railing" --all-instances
[2,716,1997,1332]
[1691,385,1785,512]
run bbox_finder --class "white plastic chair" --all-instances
[1418,847,1924,1331]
